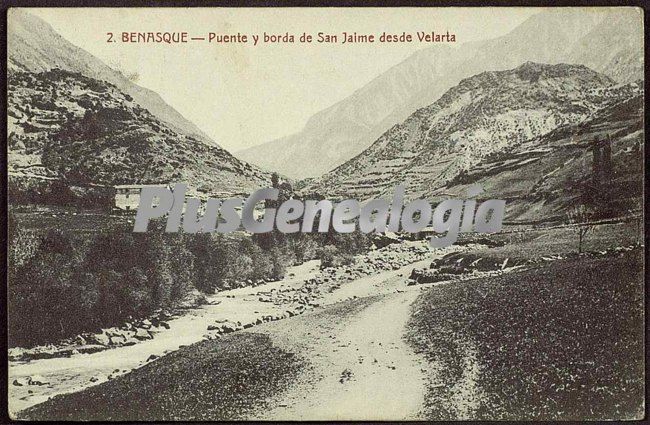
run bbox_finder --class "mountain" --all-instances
[7,9,215,146]
[237,8,642,179]
[433,90,644,223]
[7,69,270,196]
[568,9,644,84]
[304,63,641,204]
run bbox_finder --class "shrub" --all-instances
[7,217,374,347]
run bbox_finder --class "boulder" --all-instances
[29,375,49,386]
[12,377,31,386]
[77,344,106,355]
[133,328,152,340]
[90,332,111,346]
[221,322,237,333]
[8,348,26,362]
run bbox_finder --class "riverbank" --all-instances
[8,239,448,415]
[13,224,643,420]
[18,257,440,420]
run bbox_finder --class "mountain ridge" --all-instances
[8,9,217,147]
[303,62,641,203]
[237,8,642,179]
[8,69,271,197]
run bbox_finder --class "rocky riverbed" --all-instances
[8,239,448,415]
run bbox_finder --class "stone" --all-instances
[90,332,111,346]
[12,377,31,386]
[221,323,237,333]
[29,375,49,386]
[133,328,152,340]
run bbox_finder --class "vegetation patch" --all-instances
[20,332,304,421]
[8,208,370,347]
[407,250,644,420]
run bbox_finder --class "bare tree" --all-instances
[568,204,595,254]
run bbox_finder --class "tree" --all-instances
[317,245,339,269]
[568,204,595,254]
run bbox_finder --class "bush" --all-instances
[317,244,354,269]
[7,218,374,347]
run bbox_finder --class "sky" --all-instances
[31,7,538,152]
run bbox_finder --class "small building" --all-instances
[113,184,216,215]
[114,185,145,211]
[114,184,170,211]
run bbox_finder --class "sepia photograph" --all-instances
[5,4,646,421]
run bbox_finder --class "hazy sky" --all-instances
[31,8,538,152]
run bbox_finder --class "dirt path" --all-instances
[248,272,430,420]
[10,243,454,419]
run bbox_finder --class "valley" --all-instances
[12,222,643,420]
[6,7,644,422]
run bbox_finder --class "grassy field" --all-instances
[10,205,133,233]
[407,249,644,420]
[459,220,642,263]
[19,332,304,421]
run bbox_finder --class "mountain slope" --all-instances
[304,63,640,202]
[436,91,644,222]
[8,69,270,196]
[568,9,644,84]
[237,8,642,179]
[7,9,215,146]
